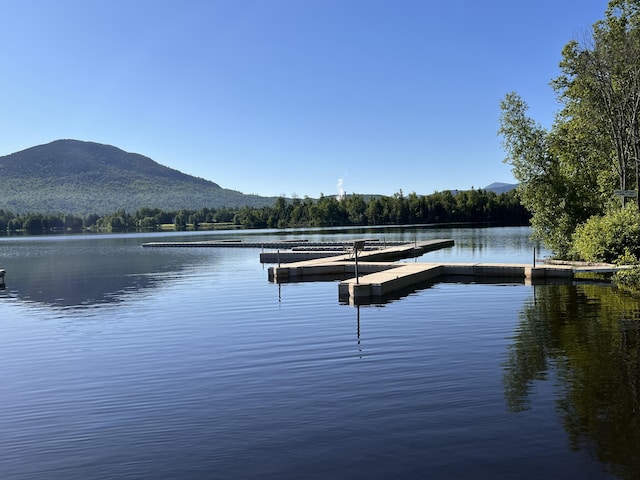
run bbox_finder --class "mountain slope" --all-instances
[0,140,276,214]
[483,182,518,194]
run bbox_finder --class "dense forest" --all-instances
[0,189,528,233]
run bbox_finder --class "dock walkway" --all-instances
[142,239,411,250]
[267,241,623,303]
[267,239,454,277]
[141,238,452,264]
[141,236,623,303]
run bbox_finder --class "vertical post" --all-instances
[533,247,536,268]
[355,248,359,284]
[277,249,280,267]
[353,240,365,284]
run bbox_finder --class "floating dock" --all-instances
[143,239,410,250]
[266,241,622,303]
[261,239,454,263]
[141,238,446,264]
[141,236,623,303]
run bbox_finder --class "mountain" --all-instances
[448,183,518,196]
[0,139,277,215]
[483,182,518,194]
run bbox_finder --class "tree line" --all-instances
[0,189,529,233]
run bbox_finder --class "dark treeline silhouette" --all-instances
[0,189,529,233]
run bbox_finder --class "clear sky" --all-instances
[1,1,608,198]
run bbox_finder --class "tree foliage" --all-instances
[230,190,527,229]
[556,0,640,192]
[572,203,640,263]
[499,0,640,257]
[0,189,530,234]
[499,93,605,256]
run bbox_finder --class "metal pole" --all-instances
[533,247,536,268]
[355,248,359,284]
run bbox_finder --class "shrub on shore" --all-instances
[571,204,640,265]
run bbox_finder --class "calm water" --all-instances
[0,226,638,479]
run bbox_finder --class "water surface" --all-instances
[0,226,637,479]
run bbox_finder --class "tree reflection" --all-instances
[504,283,640,478]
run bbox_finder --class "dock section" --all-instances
[143,238,412,253]
[141,237,454,264]
[142,236,622,303]
[267,241,622,302]
[337,263,578,302]
[267,240,454,281]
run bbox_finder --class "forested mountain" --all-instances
[0,139,277,214]
[483,182,517,194]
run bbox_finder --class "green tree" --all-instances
[22,215,45,233]
[174,211,188,230]
[343,194,367,225]
[288,197,307,226]
[137,216,158,229]
[555,0,640,196]
[499,92,574,256]
[7,218,21,231]
[84,213,100,228]
[366,197,382,225]
[64,214,83,231]
[500,1,640,257]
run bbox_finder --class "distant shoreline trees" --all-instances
[0,189,530,234]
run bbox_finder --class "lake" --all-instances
[0,226,638,479]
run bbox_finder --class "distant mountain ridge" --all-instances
[0,139,277,215]
[483,182,518,194]
[448,182,518,196]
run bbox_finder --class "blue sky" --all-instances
[1,1,608,198]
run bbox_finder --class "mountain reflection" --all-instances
[504,283,640,479]
[0,236,219,308]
